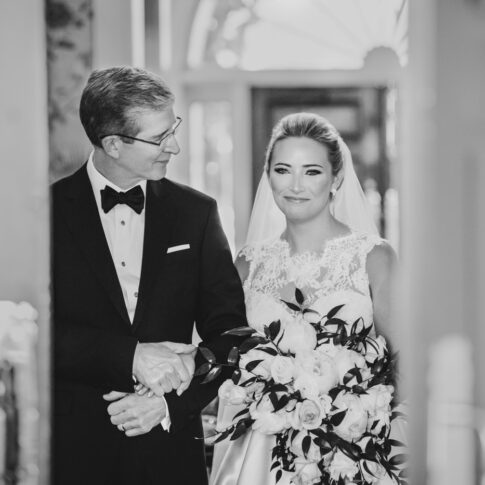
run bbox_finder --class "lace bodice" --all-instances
[240,232,384,333]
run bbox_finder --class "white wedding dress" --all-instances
[210,232,405,485]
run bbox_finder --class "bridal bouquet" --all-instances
[198,289,406,485]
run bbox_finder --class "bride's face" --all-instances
[268,136,335,223]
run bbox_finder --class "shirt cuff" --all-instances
[160,395,171,431]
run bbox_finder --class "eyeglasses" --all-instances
[100,117,182,147]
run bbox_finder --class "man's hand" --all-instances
[132,342,196,397]
[105,392,167,437]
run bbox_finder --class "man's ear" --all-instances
[101,136,122,159]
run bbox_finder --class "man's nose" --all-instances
[163,134,180,155]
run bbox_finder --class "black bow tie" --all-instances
[100,185,145,214]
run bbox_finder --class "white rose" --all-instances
[245,380,265,400]
[334,348,369,386]
[245,291,288,332]
[319,394,333,415]
[218,379,247,405]
[270,355,295,384]
[329,449,359,481]
[249,394,289,434]
[292,459,321,485]
[293,373,320,401]
[316,341,342,358]
[333,392,368,442]
[0,300,38,364]
[239,348,275,379]
[367,409,391,436]
[312,291,373,329]
[360,385,394,415]
[290,431,322,461]
[360,460,387,483]
[362,335,388,364]
[289,399,324,431]
[295,351,339,395]
[278,317,317,354]
[14,301,39,321]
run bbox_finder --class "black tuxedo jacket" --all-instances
[52,164,246,485]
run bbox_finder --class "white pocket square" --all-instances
[167,244,190,254]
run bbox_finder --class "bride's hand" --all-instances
[134,382,153,397]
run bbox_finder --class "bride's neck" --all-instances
[283,215,348,254]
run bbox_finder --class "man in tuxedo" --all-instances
[52,66,246,485]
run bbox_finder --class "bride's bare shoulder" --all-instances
[366,239,398,286]
[234,250,250,284]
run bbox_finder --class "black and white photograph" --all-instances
[1,1,485,484]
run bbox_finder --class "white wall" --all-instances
[0,1,51,484]
[401,0,485,483]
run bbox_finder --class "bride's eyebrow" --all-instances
[273,162,324,168]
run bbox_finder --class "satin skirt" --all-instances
[210,399,292,485]
[210,399,407,485]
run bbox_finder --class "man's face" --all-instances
[115,108,180,186]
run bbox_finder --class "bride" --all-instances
[210,112,403,485]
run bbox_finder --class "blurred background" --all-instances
[0,0,484,483]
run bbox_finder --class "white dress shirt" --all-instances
[87,153,171,430]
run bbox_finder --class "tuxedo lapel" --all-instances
[60,165,131,326]
[132,179,177,331]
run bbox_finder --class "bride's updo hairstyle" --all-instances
[264,112,344,176]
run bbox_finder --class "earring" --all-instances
[330,187,337,198]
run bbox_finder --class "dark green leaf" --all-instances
[276,469,282,483]
[343,367,363,385]
[302,435,311,457]
[268,391,279,410]
[268,320,281,341]
[340,442,362,460]
[302,308,319,316]
[213,429,231,443]
[232,407,250,420]
[326,317,348,327]
[245,359,264,373]
[327,304,345,319]
[241,376,258,387]
[223,326,257,337]
[258,346,278,356]
[281,299,301,312]
[240,336,268,354]
[365,438,377,456]
[227,346,239,365]
[389,454,408,466]
[231,368,242,384]
[388,438,406,448]
[198,346,216,364]
[270,383,288,393]
[295,288,304,305]
[194,362,212,376]
[201,364,222,384]
[274,394,290,412]
[391,411,407,420]
[399,468,409,478]
[230,423,248,440]
[330,409,347,426]
[230,418,254,441]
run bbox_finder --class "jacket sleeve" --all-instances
[54,321,138,392]
[164,199,246,431]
